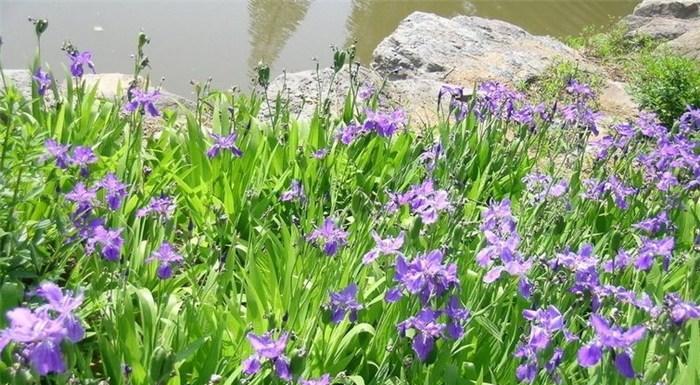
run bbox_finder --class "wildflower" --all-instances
[242,331,291,381]
[0,283,84,375]
[577,314,646,378]
[124,88,161,117]
[475,81,523,119]
[68,51,95,78]
[387,250,459,304]
[679,106,700,134]
[444,296,470,339]
[137,196,176,219]
[636,111,667,139]
[397,308,445,361]
[70,146,98,177]
[207,133,242,159]
[327,283,362,323]
[362,231,404,265]
[299,374,331,385]
[44,139,70,168]
[604,176,636,210]
[147,242,184,279]
[634,237,674,271]
[515,306,571,383]
[480,199,517,234]
[439,84,468,122]
[338,122,368,145]
[602,249,633,273]
[633,211,671,235]
[86,225,123,261]
[65,182,97,217]
[358,83,374,100]
[665,293,700,325]
[565,79,595,101]
[550,244,600,294]
[33,68,52,96]
[97,173,127,210]
[363,109,406,137]
[418,143,443,171]
[312,148,328,159]
[560,102,601,135]
[307,218,348,256]
[388,180,451,224]
[280,180,305,202]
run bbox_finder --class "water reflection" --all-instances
[0,0,638,95]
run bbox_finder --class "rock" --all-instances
[264,65,383,122]
[598,80,639,122]
[371,12,585,122]
[81,73,195,111]
[662,28,700,60]
[1,69,33,99]
[633,0,699,18]
[623,15,698,40]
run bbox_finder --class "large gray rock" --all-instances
[633,0,700,18]
[371,12,583,122]
[1,69,33,98]
[623,0,700,61]
[264,65,383,122]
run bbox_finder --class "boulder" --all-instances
[371,12,584,122]
[623,15,699,40]
[632,0,699,18]
[1,69,33,99]
[662,28,700,60]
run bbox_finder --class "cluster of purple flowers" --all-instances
[67,50,95,78]
[362,231,404,265]
[515,306,574,383]
[636,126,699,192]
[385,249,459,304]
[327,283,362,323]
[33,68,53,96]
[44,140,98,176]
[577,314,646,378]
[386,180,451,224]
[582,176,636,209]
[559,79,602,135]
[307,218,348,256]
[137,195,176,219]
[0,283,84,375]
[123,87,161,117]
[242,331,292,381]
[338,122,370,145]
[476,200,533,297]
[363,109,406,137]
[280,179,306,203]
[521,172,569,203]
[147,242,184,279]
[418,143,443,172]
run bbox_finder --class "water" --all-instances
[0,0,639,95]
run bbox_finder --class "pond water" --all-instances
[1,0,639,95]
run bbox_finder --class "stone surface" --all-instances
[370,12,584,122]
[633,0,700,18]
[623,15,699,40]
[1,69,33,98]
[81,73,195,111]
[598,80,640,123]
[264,65,383,122]
[662,28,700,60]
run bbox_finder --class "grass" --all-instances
[0,26,699,385]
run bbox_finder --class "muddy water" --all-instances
[0,0,638,95]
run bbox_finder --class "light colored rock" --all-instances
[1,69,33,98]
[633,0,700,18]
[370,12,585,122]
[623,15,699,40]
[264,65,383,122]
[598,80,639,121]
[81,73,195,111]
[663,28,700,60]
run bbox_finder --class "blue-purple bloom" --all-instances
[0,283,84,375]
[44,140,71,169]
[633,211,671,235]
[86,225,123,261]
[68,51,95,78]
[358,83,374,100]
[386,250,459,304]
[65,182,97,217]
[515,306,572,383]
[307,218,348,256]
[386,180,451,224]
[124,88,161,117]
[312,148,329,159]
[147,242,184,279]
[362,231,404,264]
[242,331,291,381]
[444,296,470,339]
[70,146,98,177]
[97,173,127,210]
[33,68,52,96]
[582,176,636,210]
[338,122,369,145]
[280,180,305,202]
[207,133,243,159]
[577,314,646,378]
[137,196,176,219]
[666,293,700,325]
[363,109,406,137]
[397,308,445,361]
[634,237,674,271]
[327,283,362,323]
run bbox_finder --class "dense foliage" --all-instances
[1,26,699,385]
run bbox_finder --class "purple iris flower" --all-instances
[137,196,176,219]
[65,182,97,218]
[565,79,595,101]
[444,296,470,339]
[207,133,242,158]
[97,173,127,210]
[439,84,468,122]
[338,122,368,145]
[679,106,700,134]
[666,293,700,325]
[147,243,184,279]
[636,111,667,139]
[327,283,362,323]
[475,81,523,119]
[577,314,646,378]
[363,109,406,137]
[602,249,633,273]
[358,83,374,101]
[397,308,445,361]
[33,68,52,96]
[604,176,636,210]
[550,244,600,293]
[634,237,674,271]
[307,218,348,256]
[44,140,71,169]
[0,283,85,375]
[280,180,305,202]
[594,285,661,317]
[560,102,601,135]
[387,180,451,224]
[515,306,571,383]
[633,211,671,235]
[299,374,331,385]
[362,231,404,264]
[124,88,161,117]
[70,146,98,177]
[312,148,329,159]
[387,250,459,304]
[418,143,443,171]
[68,51,96,78]
[85,225,123,261]
[242,331,291,381]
